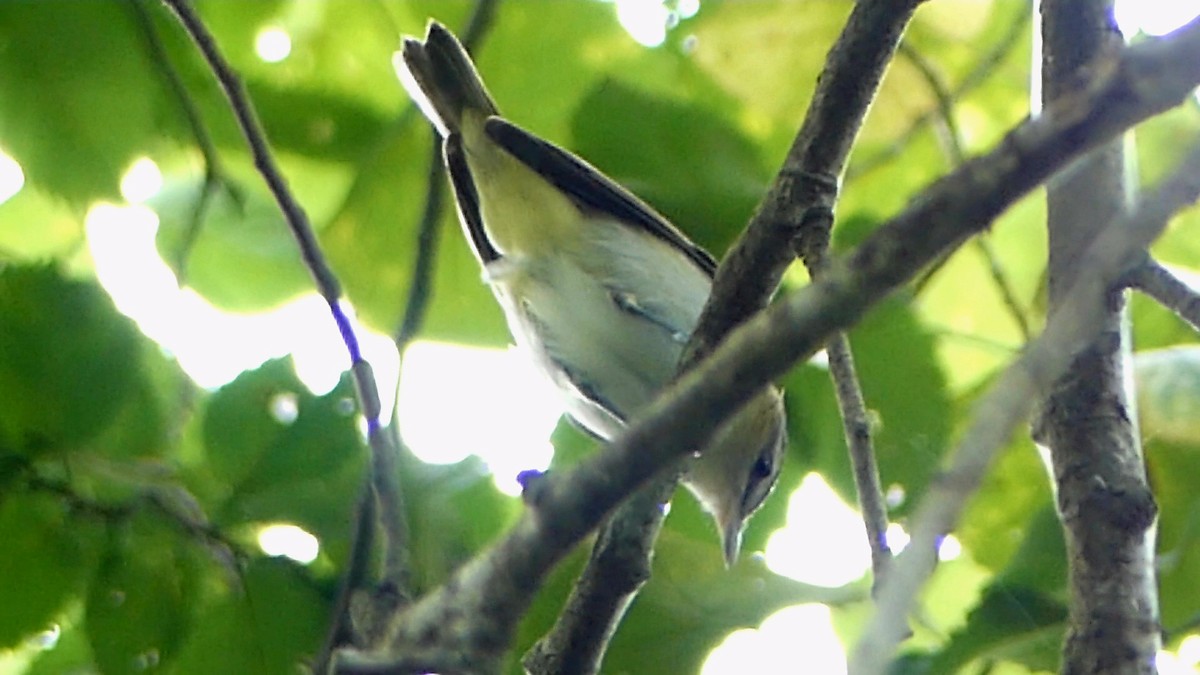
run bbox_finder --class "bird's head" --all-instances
[682,386,787,567]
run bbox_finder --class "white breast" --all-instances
[484,217,712,440]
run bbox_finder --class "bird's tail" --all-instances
[398,21,499,136]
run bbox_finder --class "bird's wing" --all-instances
[485,117,718,277]
[444,134,502,264]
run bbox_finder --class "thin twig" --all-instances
[1124,258,1200,332]
[126,0,241,281]
[851,133,1200,674]
[828,331,892,582]
[319,1,504,667]
[848,3,1032,180]
[26,470,246,571]
[385,0,500,599]
[522,473,678,674]
[155,2,394,671]
[796,205,892,589]
[974,236,1033,340]
[394,135,447,348]
[929,326,1022,354]
[900,39,1033,340]
[158,0,356,348]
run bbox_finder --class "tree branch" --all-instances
[393,135,447,349]
[153,1,398,670]
[848,2,1032,180]
[686,0,925,363]
[524,4,922,670]
[1124,258,1200,332]
[522,475,676,675]
[127,0,241,282]
[337,19,1200,672]
[798,207,892,588]
[320,0,503,668]
[827,331,892,583]
[851,130,1200,675]
[1037,3,1157,671]
[899,39,1033,340]
[25,466,244,575]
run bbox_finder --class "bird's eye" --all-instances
[752,454,773,480]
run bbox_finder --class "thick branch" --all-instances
[851,133,1200,675]
[525,3,923,670]
[685,0,924,363]
[336,21,1200,672]
[1039,3,1157,672]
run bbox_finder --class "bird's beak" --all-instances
[722,517,744,568]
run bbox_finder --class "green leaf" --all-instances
[571,79,769,258]
[903,1,1032,152]
[1148,438,1200,631]
[511,542,591,673]
[151,156,353,312]
[916,584,1066,673]
[172,557,326,675]
[994,506,1067,596]
[87,340,182,461]
[1130,289,1199,352]
[195,0,402,117]
[26,620,96,675]
[399,449,520,593]
[911,197,1044,395]
[790,297,952,517]
[0,1,168,204]
[1134,101,1200,190]
[958,434,1053,572]
[319,121,508,342]
[0,186,83,261]
[853,298,953,514]
[0,491,95,648]
[606,531,866,674]
[85,513,198,674]
[904,508,1067,673]
[1135,346,1200,445]
[459,0,635,143]
[0,265,142,451]
[241,81,396,162]
[201,359,364,562]
[689,0,853,150]
[513,528,866,675]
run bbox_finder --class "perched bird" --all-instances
[398,21,786,565]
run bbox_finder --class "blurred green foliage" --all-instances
[0,1,1198,674]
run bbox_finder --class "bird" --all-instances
[398,21,786,566]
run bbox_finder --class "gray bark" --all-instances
[1038,1,1160,672]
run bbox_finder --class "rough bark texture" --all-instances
[1038,1,1160,672]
